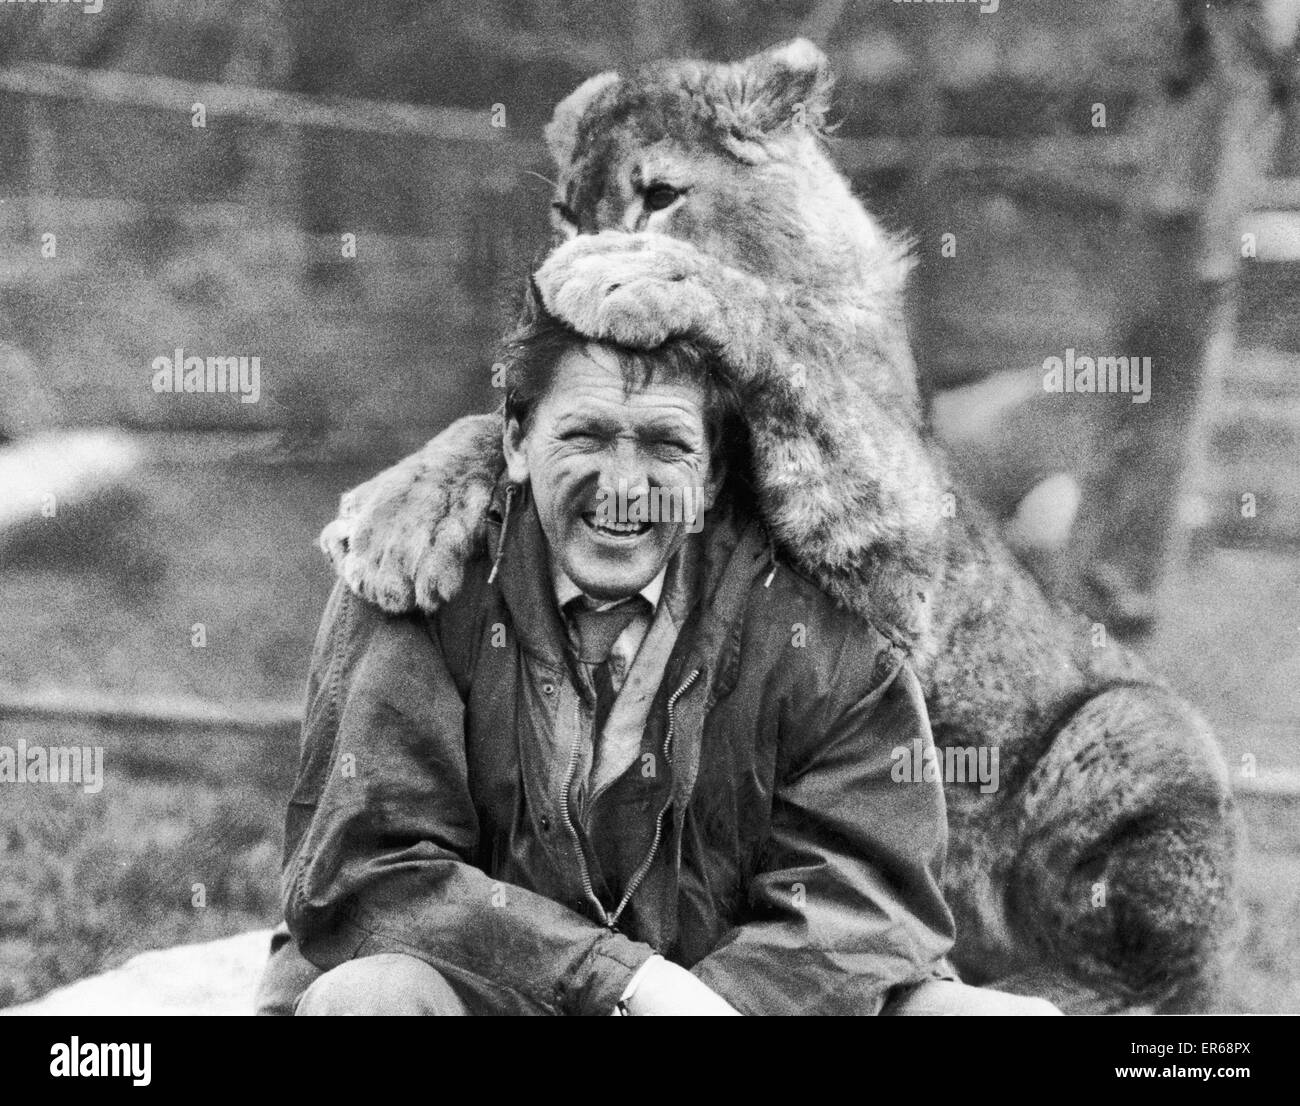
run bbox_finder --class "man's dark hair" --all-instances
[498,288,755,509]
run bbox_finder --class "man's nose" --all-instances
[597,443,650,498]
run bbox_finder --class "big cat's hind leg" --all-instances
[1002,685,1241,1011]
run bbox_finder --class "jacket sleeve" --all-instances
[689,649,956,1015]
[281,581,654,1016]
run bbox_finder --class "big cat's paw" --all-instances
[535,232,716,349]
[318,413,502,613]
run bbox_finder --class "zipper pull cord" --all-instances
[486,482,519,586]
[763,535,778,588]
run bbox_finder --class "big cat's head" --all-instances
[541,39,880,283]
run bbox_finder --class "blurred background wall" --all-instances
[0,0,1297,1011]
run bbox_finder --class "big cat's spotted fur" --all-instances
[320,40,1240,1012]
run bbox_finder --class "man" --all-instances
[265,304,1059,1015]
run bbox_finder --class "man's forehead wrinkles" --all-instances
[551,404,701,436]
[536,347,707,441]
[553,409,620,432]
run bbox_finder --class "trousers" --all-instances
[258,937,1062,1016]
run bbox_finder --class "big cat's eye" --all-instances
[643,184,682,212]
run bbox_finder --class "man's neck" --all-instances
[552,564,668,613]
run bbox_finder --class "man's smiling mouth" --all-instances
[582,511,652,539]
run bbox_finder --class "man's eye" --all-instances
[655,440,690,456]
[643,184,681,212]
[551,201,577,224]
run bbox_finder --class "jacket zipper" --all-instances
[607,667,701,930]
[560,667,702,931]
[559,695,609,925]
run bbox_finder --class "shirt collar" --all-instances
[552,563,668,614]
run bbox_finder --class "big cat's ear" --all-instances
[719,38,834,144]
[545,71,619,168]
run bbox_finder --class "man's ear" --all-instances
[545,71,620,169]
[502,416,530,485]
[713,38,833,151]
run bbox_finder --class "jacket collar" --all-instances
[552,564,668,615]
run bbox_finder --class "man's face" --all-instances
[503,344,721,601]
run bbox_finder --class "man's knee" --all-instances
[255,933,323,1016]
[883,979,1063,1017]
[295,953,469,1016]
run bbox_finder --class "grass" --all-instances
[0,772,282,1008]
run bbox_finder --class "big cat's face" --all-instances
[546,128,804,278]
[549,134,697,241]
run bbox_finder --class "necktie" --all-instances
[567,597,651,734]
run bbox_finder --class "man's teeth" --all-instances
[585,513,650,535]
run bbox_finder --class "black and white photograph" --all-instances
[0,0,1297,1056]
